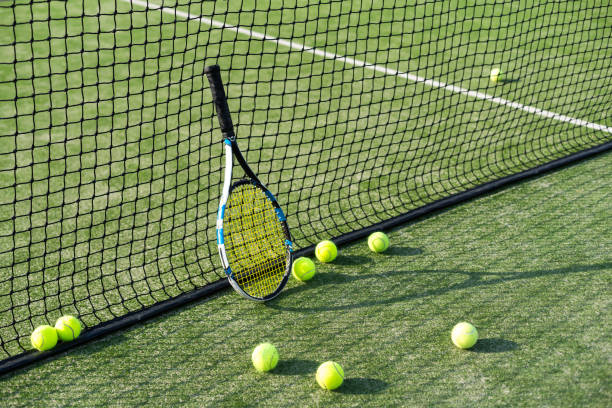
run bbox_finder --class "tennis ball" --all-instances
[316,361,344,390]
[55,315,82,342]
[31,325,58,351]
[451,322,478,349]
[292,257,316,281]
[315,240,337,263]
[368,231,389,253]
[490,68,502,83]
[251,342,279,372]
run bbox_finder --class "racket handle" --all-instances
[205,65,236,141]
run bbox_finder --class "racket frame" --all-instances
[207,65,293,301]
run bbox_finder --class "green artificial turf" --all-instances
[0,0,610,380]
[1,150,609,407]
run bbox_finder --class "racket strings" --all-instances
[225,183,287,298]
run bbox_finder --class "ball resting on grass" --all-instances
[55,315,82,342]
[251,343,279,372]
[316,361,344,390]
[31,325,58,352]
[368,231,390,253]
[292,257,316,281]
[490,68,502,83]
[451,322,478,349]
[315,240,337,263]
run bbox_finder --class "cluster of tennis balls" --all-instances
[252,343,344,390]
[30,315,82,352]
[277,234,389,389]
[291,231,391,282]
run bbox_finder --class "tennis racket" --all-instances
[205,65,293,301]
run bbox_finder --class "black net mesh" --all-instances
[0,0,610,361]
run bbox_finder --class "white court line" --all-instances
[124,0,612,135]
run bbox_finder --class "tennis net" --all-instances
[0,0,610,369]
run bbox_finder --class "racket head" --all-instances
[217,179,293,301]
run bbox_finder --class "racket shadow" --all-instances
[269,262,610,312]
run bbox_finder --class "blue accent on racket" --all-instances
[218,204,226,220]
[275,208,286,222]
[265,190,276,202]
[217,228,224,245]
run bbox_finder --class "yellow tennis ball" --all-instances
[490,68,502,83]
[55,315,82,342]
[251,343,279,372]
[31,325,58,351]
[368,231,389,253]
[451,322,478,349]
[316,361,344,390]
[292,257,316,281]
[315,240,337,263]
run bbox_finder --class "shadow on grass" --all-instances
[472,338,519,353]
[1,291,228,380]
[337,377,389,394]
[497,77,520,85]
[331,255,372,266]
[269,262,611,313]
[385,246,423,256]
[273,359,319,375]
[0,332,132,381]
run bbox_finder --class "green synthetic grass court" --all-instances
[0,0,610,377]
[1,150,610,407]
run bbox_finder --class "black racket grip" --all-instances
[205,65,235,140]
